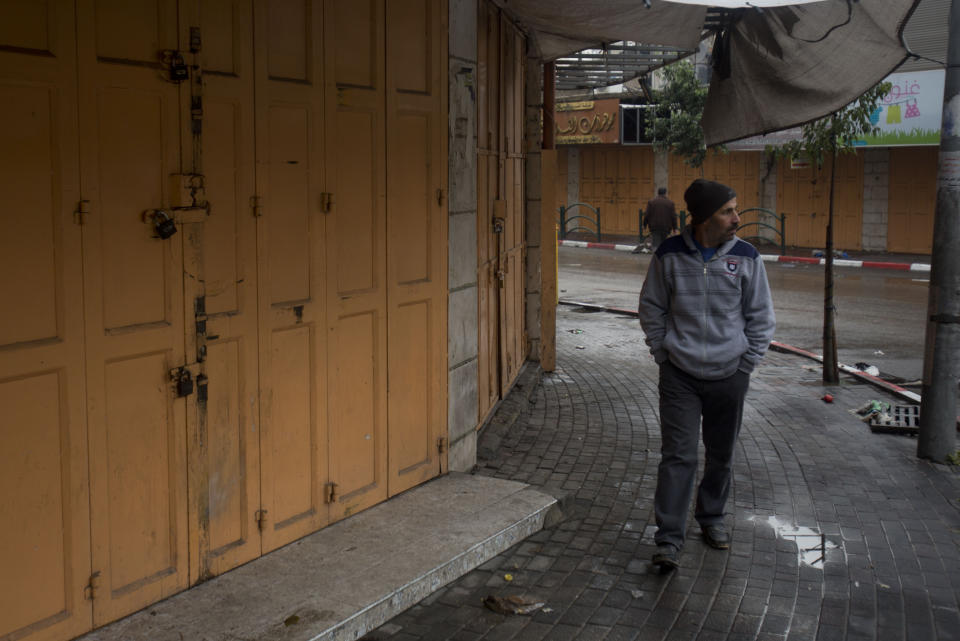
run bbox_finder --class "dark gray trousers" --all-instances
[654,361,750,550]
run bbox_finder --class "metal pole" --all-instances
[919,0,960,461]
[780,213,786,256]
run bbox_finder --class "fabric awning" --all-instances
[493,0,922,145]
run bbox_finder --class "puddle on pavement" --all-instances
[751,516,838,568]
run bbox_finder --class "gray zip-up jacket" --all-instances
[638,229,775,380]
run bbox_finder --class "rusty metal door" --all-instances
[778,152,863,250]
[0,2,94,640]
[324,0,389,521]
[477,0,502,424]
[179,0,263,580]
[77,0,190,624]
[888,147,936,254]
[254,0,331,550]
[385,0,448,493]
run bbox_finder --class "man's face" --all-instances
[701,197,740,247]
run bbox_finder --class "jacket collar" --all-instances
[681,228,739,258]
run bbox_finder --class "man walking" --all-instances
[637,179,775,572]
[639,187,677,251]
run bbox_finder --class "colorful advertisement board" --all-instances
[727,69,944,149]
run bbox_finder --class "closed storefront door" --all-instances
[2,1,448,639]
[0,2,92,640]
[778,151,863,250]
[888,147,936,254]
[77,0,190,624]
[668,151,761,218]
[579,147,654,236]
[477,3,527,425]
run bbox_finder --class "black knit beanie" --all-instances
[684,179,736,225]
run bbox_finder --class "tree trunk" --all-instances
[823,135,840,384]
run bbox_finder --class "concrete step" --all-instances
[79,473,557,641]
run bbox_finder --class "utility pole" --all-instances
[918,0,960,461]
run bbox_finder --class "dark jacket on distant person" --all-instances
[644,195,678,233]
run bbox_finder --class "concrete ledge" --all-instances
[79,473,556,641]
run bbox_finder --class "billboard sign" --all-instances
[555,99,620,145]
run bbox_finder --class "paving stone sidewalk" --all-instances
[363,306,960,641]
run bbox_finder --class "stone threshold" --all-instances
[79,473,558,641]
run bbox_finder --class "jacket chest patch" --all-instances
[725,259,740,276]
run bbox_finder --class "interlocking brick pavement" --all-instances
[362,306,960,641]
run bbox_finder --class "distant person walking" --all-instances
[637,179,775,572]
[639,188,677,252]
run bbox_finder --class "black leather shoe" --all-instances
[701,525,730,550]
[651,544,680,572]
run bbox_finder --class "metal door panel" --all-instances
[386,0,446,493]
[254,0,328,552]
[476,3,501,424]
[96,88,171,329]
[100,352,181,590]
[0,85,59,345]
[0,371,88,641]
[499,21,525,393]
[326,0,387,521]
[186,0,262,577]
[0,4,92,639]
[328,311,384,513]
[267,0,310,81]
[78,0,188,624]
[266,105,312,304]
[93,0,173,63]
[888,147,936,254]
[778,152,863,250]
[199,0,240,75]
[268,326,318,526]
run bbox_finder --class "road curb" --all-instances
[557,239,931,272]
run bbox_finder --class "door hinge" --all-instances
[83,571,101,600]
[251,195,263,217]
[324,482,338,504]
[320,192,334,214]
[436,188,445,206]
[255,509,268,531]
[437,437,448,454]
[74,200,91,225]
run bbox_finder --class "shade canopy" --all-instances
[495,0,921,144]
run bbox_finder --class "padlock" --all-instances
[176,370,194,398]
[152,210,177,239]
[169,52,189,82]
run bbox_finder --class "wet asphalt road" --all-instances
[558,246,929,383]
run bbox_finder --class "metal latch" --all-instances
[74,200,91,225]
[196,374,208,403]
[324,482,338,504]
[83,571,101,600]
[320,192,334,214]
[194,296,207,336]
[255,509,268,531]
